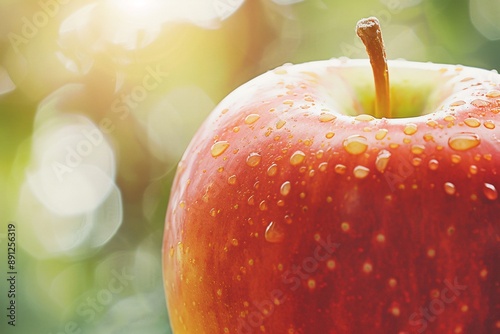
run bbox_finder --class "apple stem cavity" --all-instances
[356,17,391,119]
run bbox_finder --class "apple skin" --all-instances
[162,59,500,334]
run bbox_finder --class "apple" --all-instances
[162,17,499,333]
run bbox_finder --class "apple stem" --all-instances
[356,17,391,119]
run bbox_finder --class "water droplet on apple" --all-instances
[448,133,481,151]
[403,123,418,135]
[484,120,495,129]
[375,128,388,140]
[335,164,346,174]
[304,95,314,102]
[486,90,500,98]
[428,159,439,171]
[259,200,268,211]
[411,144,425,155]
[247,195,255,206]
[451,154,461,164]
[319,113,336,122]
[267,164,278,176]
[469,165,478,175]
[483,183,498,200]
[412,157,422,167]
[471,99,490,107]
[211,141,230,157]
[244,114,260,125]
[265,221,284,243]
[355,114,375,122]
[444,182,456,196]
[325,131,335,139]
[280,181,291,196]
[423,133,434,142]
[353,165,370,179]
[246,152,262,167]
[343,135,368,155]
[375,150,391,173]
[450,100,466,107]
[290,150,306,165]
[284,215,293,224]
[444,115,456,123]
[464,117,480,128]
[276,119,286,129]
[426,120,438,128]
[319,162,328,172]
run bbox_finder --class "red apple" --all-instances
[163,17,499,333]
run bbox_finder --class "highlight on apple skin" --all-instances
[162,17,500,334]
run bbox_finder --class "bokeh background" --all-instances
[0,0,499,333]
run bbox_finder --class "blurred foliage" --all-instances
[0,0,499,333]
